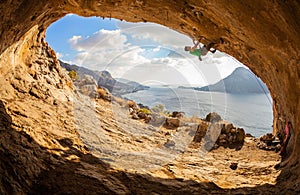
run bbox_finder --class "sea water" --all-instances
[123,87,273,137]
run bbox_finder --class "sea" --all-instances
[123,87,273,137]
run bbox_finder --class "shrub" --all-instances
[138,108,151,115]
[68,70,80,80]
[66,80,73,89]
[96,87,111,101]
[151,104,164,113]
[151,104,169,116]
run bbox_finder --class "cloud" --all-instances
[69,29,129,52]
[67,21,242,86]
[68,29,150,75]
[152,46,161,52]
[55,52,64,59]
[117,22,191,49]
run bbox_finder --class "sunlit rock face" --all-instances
[0,0,299,193]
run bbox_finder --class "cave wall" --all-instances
[0,0,299,192]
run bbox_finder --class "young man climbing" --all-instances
[184,36,219,61]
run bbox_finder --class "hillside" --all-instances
[59,60,149,95]
[195,67,269,94]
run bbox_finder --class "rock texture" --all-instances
[193,119,245,150]
[0,0,300,194]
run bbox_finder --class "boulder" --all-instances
[171,111,185,118]
[205,112,222,123]
[149,113,166,126]
[129,107,134,114]
[128,100,139,110]
[79,84,98,98]
[260,133,274,143]
[165,117,181,129]
[131,113,139,120]
[137,111,147,119]
[236,128,245,143]
[202,123,223,151]
[216,122,245,149]
[144,115,152,123]
[96,86,111,101]
[79,74,97,87]
[77,74,99,98]
[193,121,209,142]
[257,133,281,151]
[230,128,237,134]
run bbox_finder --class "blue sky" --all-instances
[46,14,243,86]
[46,16,119,62]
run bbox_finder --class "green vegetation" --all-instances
[138,108,152,115]
[68,70,80,80]
[151,104,170,116]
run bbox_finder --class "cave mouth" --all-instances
[2,1,299,193]
[44,15,279,188]
[46,14,274,137]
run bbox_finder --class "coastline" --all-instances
[123,87,273,137]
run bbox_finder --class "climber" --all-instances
[184,36,219,61]
[279,122,292,157]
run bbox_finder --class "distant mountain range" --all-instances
[180,67,269,94]
[59,60,149,95]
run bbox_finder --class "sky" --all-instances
[46,14,244,87]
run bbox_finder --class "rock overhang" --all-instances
[0,0,300,192]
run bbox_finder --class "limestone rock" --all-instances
[137,111,148,119]
[144,115,151,123]
[193,121,209,142]
[131,113,139,120]
[96,86,112,101]
[193,118,245,150]
[257,133,281,151]
[77,75,98,98]
[165,117,181,129]
[236,128,246,143]
[205,112,222,123]
[171,111,185,118]
[149,113,166,127]
[260,133,275,142]
[0,0,299,193]
[78,75,97,87]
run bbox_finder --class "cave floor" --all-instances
[75,98,281,190]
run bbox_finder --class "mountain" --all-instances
[59,60,149,95]
[194,67,269,94]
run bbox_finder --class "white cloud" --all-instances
[152,46,161,52]
[69,29,129,52]
[56,52,64,59]
[68,21,243,86]
[117,22,191,49]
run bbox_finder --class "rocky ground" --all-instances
[80,97,281,189]
[0,57,284,194]
[1,1,300,193]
